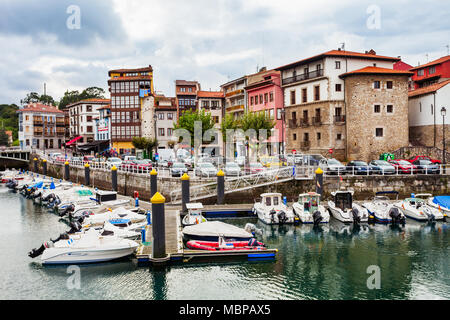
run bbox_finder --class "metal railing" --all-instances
[282,69,324,85]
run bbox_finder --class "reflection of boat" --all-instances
[329,218,370,236]
[252,193,299,225]
[395,194,445,221]
[28,228,139,265]
[182,203,207,226]
[186,236,266,251]
[327,190,369,224]
[292,192,330,224]
[363,191,405,224]
[182,221,254,242]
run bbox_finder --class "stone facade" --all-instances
[344,74,410,162]
[409,124,450,153]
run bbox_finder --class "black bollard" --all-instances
[150,168,158,198]
[151,192,166,259]
[315,167,323,197]
[181,173,190,214]
[84,163,90,186]
[64,161,70,181]
[33,158,38,172]
[42,159,47,175]
[111,165,118,191]
[217,169,225,205]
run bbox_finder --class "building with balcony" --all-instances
[410,55,450,90]
[17,103,65,151]
[276,48,402,160]
[175,80,200,119]
[221,76,247,120]
[108,65,154,155]
[197,90,225,156]
[154,95,177,150]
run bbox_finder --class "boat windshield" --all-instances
[300,195,319,212]
[335,192,352,210]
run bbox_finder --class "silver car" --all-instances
[194,162,218,177]
[319,158,346,175]
[224,162,241,176]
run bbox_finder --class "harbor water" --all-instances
[0,186,449,300]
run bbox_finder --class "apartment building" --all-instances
[154,95,177,149]
[197,90,225,156]
[175,80,200,118]
[221,76,247,120]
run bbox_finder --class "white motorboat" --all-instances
[28,228,139,265]
[362,191,405,224]
[394,194,445,221]
[292,192,330,224]
[327,190,369,224]
[182,221,254,242]
[426,195,450,219]
[182,203,207,226]
[81,206,146,227]
[252,193,299,225]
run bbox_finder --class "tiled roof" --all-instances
[108,75,152,82]
[175,80,200,86]
[108,65,153,75]
[197,91,224,98]
[339,66,413,78]
[97,104,111,110]
[408,79,450,98]
[66,98,110,108]
[17,103,63,114]
[276,49,400,71]
[410,56,450,71]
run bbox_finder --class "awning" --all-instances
[77,140,110,153]
[66,136,82,146]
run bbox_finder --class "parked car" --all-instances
[286,154,303,165]
[194,162,217,177]
[48,152,62,161]
[408,155,441,165]
[235,156,246,167]
[411,160,440,174]
[55,156,67,163]
[170,162,188,177]
[388,159,416,174]
[106,157,123,168]
[123,155,137,161]
[368,160,396,175]
[346,160,373,175]
[83,155,95,163]
[224,162,241,176]
[245,162,265,175]
[319,158,347,175]
[71,156,82,163]
[158,159,173,168]
[123,159,152,171]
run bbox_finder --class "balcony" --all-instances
[282,69,324,86]
[300,118,309,127]
[289,119,298,128]
[300,140,311,151]
[312,116,322,126]
[334,115,346,124]
[34,130,43,136]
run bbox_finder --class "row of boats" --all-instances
[252,190,448,225]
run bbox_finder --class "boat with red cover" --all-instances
[186,237,266,251]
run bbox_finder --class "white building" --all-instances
[197,90,225,156]
[154,95,177,149]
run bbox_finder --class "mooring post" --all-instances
[64,161,70,181]
[315,167,323,197]
[84,163,90,186]
[151,192,166,259]
[33,158,38,172]
[150,168,158,198]
[181,173,190,214]
[111,165,118,191]
[42,159,47,176]
[217,169,225,205]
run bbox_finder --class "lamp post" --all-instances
[280,109,286,156]
[441,107,447,172]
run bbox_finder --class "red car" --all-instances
[123,159,153,171]
[245,162,265,174]
[388,159,417,174]
[408,155,441,164]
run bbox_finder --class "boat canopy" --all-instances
[432,196,450,209]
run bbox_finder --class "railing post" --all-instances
[315,167,323,197]
[111,165,118,191]
[84,163,90,186]
[42,159,47,175]
[181,173,190,214]
[150,169,158,198]
[64,161,70,181]
[151,192,167,260]
[217,169,225,205]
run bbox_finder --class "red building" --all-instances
[410,55,450,90]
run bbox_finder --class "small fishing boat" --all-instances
[426,195,450,219]
[28,228,139,265]
[252,193,299,225]
[186,236,266,251]
[182,203,207,226]
[80,206,146,227]
[292,192,330,225]
[362,191,405,224]
[395,194,445,221]
[182,221,254,242]
[327,190,369,224]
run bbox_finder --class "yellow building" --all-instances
[108,65,154,154]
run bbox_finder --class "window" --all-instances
[337,133,342,140]
[314,86,320,101]
[290,90,296,105]
[255,95,258,104]
[431,105,434,115]
[293,133,297,141]
[269,92,274,102]
[429,66,436,74]
[168,128,174,136]
[158,113,164,120]
[269,109,274,119]
[250,96,254,105]
[158,128,165,136]
[375,128,383,137]
[302,88,307,103]
[419,102,422,113]
[87,126,93,133]
[418,69,424,76]
[277,109,282,120]
[317,132,321,140]
[87,116,92,122]
[386,81,393,89]
[259,94,263,104]
[335,61,341,69]
[304,67,309,75]
[374,81,381,89]
[303,133,309,141]
[264,93,268,103]
[335,84,342,92]
[167,113,173,120]
[387,105,393,113]
[374,105,381,113]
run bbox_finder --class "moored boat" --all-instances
[327,190,369,224]
[292,192,330,224]
[252,193,299,225]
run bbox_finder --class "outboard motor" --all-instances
[50,232,70,243]
[269,209,276,223]
[312,210,323,226]
[58,204,75,217]
[423,207,435,222]
[277,210,287,225]
[28,241,54,258]
[389,207,405,224]
[68,221,82,234]
[352,208,361,224]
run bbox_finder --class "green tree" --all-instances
[58,90,82,110]
[21,92,40,104]
[58,87,106,110]
[0,128,10,146]
[79,87,106,100]
[132,137,159,160]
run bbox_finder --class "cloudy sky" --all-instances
[1,0,449,105]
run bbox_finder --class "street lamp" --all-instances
[441,107,447,169]
[280,109,286,156]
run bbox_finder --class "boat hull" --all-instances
[41,247,137,265]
